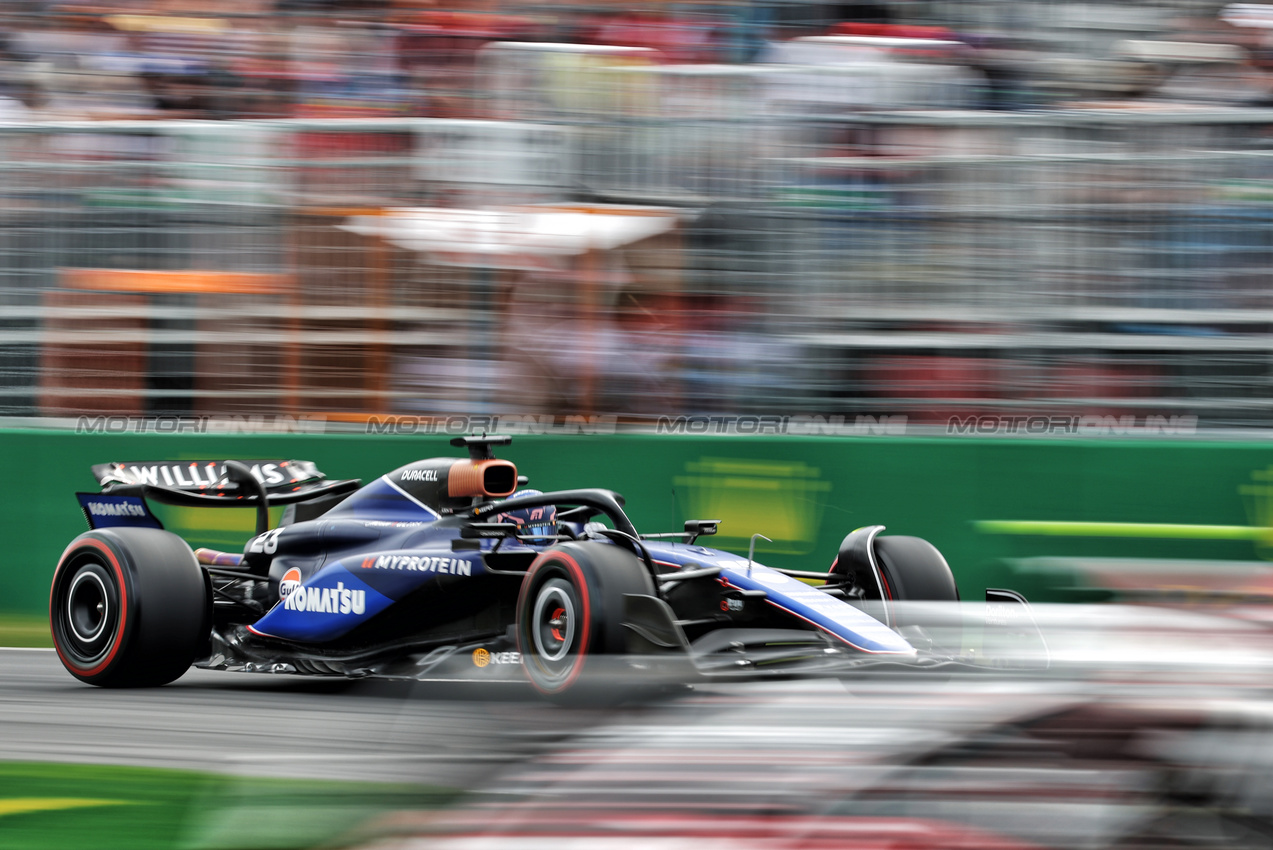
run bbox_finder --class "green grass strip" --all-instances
[975,520,1269,540]
[0,614,52,648]
[0,761,457,850]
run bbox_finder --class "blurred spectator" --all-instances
[225,24,295,117]
[494,254,682,415]
[394,12,540,119]
[961,34,1037,110]
[592,8,720,64]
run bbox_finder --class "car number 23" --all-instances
[248,527,283,555]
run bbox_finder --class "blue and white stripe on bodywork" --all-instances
[643,543,915,656]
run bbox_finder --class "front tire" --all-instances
[874,536,960,607]
[831,532,961,656]
[50,528,210,687]
[515,542,654,703]
[874,535,961,655]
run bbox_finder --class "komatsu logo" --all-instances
[361,555,472,576]
[85,501,146,517]
[283,581,366,615]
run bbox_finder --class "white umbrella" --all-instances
[341,205,683,270]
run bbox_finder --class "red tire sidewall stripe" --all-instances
[879,567,895,600]
[518,550,592,696]
[50,537,129,678]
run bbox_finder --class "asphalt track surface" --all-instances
[0,648,626,786]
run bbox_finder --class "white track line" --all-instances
[0,646,55,651]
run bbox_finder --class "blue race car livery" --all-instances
[51,436,1028,701]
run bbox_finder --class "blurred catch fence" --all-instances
[6,98,1273,425]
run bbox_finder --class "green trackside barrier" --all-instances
[4,429,1273,620]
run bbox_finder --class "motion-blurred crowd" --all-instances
[12,0,1273,424]
[6,0,1273,121]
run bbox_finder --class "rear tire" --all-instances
[515,542,654,704]
[50,528,210,687]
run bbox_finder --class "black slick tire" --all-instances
[50,528,210,687]
[875,535,961,654]
[515,541,654,704]
[874,536,960,605]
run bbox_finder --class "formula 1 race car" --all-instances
[51,436,1039,701]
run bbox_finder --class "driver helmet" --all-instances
[495,489,557,544]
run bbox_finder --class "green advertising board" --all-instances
[5,429,1273,619]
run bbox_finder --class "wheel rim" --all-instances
[54,559,120,666]
[532,580,576,664]
[67,570,109,644]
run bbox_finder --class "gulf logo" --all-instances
[279,567,302,598]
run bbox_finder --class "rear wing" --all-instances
[79,459,360,535]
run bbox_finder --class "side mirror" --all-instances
[684,519,720,543]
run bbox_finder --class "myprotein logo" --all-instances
[360,555,473,576]
[282,581,366,615]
